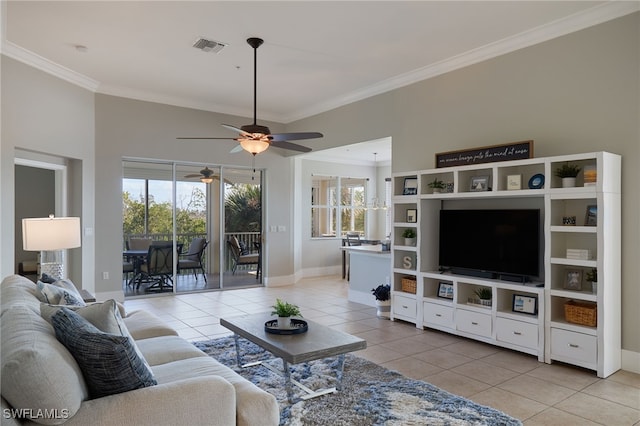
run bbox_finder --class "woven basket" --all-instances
[401,277,417,294]
[564,300,597,327]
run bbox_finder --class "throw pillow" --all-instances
[40,273,57,283]
[41,300,152,377]
[37,281,85,306]
[51,308,157,399]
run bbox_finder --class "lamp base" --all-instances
[40,250,64,280]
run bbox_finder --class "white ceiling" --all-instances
[2,1,637,163]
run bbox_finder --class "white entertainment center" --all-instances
[390,151,621,378]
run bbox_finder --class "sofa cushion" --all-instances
[135,335,207,366]
[51,308,157,399]
[122,309,178,340]
[151,356,279,426]
[0,275,42,314]
[1,305,88,425]
[37,281,85,306]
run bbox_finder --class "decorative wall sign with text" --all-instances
[436,140,533,168]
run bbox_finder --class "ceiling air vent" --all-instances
[192,37,227,53]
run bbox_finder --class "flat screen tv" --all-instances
[439,209,540,281]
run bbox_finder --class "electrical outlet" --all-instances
[278,225,286,232]
[270,225,277,232]
[102,272,109,280]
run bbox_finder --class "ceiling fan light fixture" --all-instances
[239,137,270,155]
[200,176,214,184]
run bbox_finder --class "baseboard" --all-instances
[622,349,640,374]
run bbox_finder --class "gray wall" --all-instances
[1,12,637,356]
[291,13,640,354]
[1,55,95,290]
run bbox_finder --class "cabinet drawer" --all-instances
[393,295,416,318]
[423,302,454,329]
[551,328,597,364]
[456,309,492,338]
[496,318,538,350]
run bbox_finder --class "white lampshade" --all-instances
[22,216,81,251]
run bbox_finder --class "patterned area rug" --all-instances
[194,337,521,426]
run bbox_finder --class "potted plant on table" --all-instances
[402,228,416,246]
[427,178,446,194]
[371,284,391,319]
[271,298,302,329]
[555,163,581,188]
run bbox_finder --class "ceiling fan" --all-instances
[178,37,323,155]
[183,166,219,184]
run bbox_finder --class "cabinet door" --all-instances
[550,328,597,364]
[393,295,417,319]
[423,302,454,329]
[496,317,538,350]
[456,309,492,338]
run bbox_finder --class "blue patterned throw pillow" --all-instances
[37,281,85,306]
[51,307,157,399]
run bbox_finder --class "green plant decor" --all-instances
[271,299,302,318]
[371,284,391,301]
[427,178,446,189]
[402,228,416,238]
[474,287,492,300]
[586,268,597,282]
[555,163,581,178]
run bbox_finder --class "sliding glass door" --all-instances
[122,160,263,297]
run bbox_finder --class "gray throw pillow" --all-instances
[51,308,157,399]
[37,282,85,306]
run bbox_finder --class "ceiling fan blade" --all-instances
[269,132,323,142]
[184,173,204,178]
[271,140,312,153]
[177,137,235,140]
[222,124,251,137]
[229,145,244,154]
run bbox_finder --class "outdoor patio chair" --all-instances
[139,243,173,292]
[178,238,208,283]
[227,237,259,275]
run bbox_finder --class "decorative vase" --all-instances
[562,177,576,188]
[432,188,441,194]
[375,300,391,319]
[404,237,416,246]
[277,316,292,329]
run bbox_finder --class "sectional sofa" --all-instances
[0,274,279,426]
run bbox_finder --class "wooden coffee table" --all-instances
[220,313,366,402]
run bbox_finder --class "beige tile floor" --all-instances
[124,276,640,425]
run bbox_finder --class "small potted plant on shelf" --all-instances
[427,178,446,194]
[371,284,391,319]
[586,268,597,295]
[402,228,416,246]
[271,298,302,329]
[473,287,492,307]
[555,163,581,188]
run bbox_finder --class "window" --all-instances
[311,175,366,238]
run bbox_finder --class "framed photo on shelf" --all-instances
[584,205,597,226]
[564,268,583,291]
[406,209,417,223]
[402,177,418,195]
[469,175,490,192]
[512,294,538,315]
[437,282,454,299]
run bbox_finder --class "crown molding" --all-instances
[2,1,637,123]
[1,40,99,91]
[283,1,640,123]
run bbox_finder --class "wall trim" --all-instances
[622,350,640,374]
[3,3,637,124]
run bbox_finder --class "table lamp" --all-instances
[22,215,81,280]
